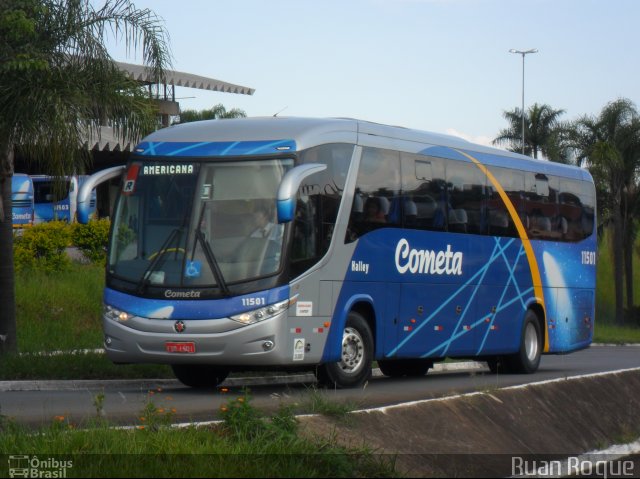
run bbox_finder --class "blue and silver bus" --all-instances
[32,175,96,223]
[11,173,34,228]
[81,117,596,388]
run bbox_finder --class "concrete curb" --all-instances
[0,361,487,392]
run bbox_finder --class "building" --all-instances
[15,62,254,218]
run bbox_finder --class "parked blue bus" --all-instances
[11,173,34,228]
[32,175,96,223]
[80,117,596,388]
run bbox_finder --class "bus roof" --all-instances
[138,117,591,182]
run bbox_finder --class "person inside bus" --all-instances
[250,204,282,240]
[363,197,386,223]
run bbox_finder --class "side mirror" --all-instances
[77,165,126,223]
[276,163,327,223]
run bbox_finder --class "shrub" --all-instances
[13,221,72,273]
[71,219,111,263]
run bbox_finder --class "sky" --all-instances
[104,0,640,148]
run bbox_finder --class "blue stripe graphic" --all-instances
[441,240,501,356]
[477,241,528,354]
[135,140,296,157]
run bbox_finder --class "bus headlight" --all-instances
[104,304,133,322]
[230,298,290,325]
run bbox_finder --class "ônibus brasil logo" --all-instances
[8,455,73,478]
[394,239,463,276]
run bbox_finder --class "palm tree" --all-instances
[494,103,570,162]
[571,99,640,324]
[0,0,171,353]
[175,104,247,124]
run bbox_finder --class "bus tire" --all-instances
[316,311,373,389]
[378,359,432,378]
[171,364,229,389]
[505,309,542,374]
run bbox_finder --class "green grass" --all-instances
[595,230,640,324]
[16,263,105,353]
[594,230,640,342]
[302,387,360,420]
[593,323,640,344]
[0,394,396,478]
[0,352,173,380]
[10,263,171,380]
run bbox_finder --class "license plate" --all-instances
[165,342,196,353]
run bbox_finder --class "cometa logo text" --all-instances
[395,239,463,276]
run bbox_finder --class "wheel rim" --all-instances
[339,327,365,374]
[524,322,539,362]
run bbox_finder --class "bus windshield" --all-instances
[108,158,294,290]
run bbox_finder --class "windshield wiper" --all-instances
[192,204,231,297]
[136,227,183,294]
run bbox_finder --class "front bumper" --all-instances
[103,311,292,366]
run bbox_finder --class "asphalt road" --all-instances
[1,345,638,427]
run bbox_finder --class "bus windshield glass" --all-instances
[108,158,294,289]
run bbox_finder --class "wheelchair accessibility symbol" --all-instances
[184,260,202,278]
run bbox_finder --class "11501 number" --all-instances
[242,297,266,307]
[581,251,596,265]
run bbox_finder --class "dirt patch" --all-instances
[300,369,640,477]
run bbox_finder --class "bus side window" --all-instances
[445,160,486,235]
[486,166,523,238]
[581,181,596,239]
[346,147,401,242]
[400,153,446,232]
[560,178,588,241]
[290,144,352,278]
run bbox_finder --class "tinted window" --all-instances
[486,167,523,238]
[401,153,446,231]
[347,148,401,242]
[525,173,557,239]
[560,178,593,241]
[581,180,596,238]
[446,160,486,234]
[290,144,353,277]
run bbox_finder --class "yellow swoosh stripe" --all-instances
[455,149,549,352]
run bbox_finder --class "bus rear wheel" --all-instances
[171,364,229,388]
[316,311,373,389]
[378,359,432,378]
[505,309,542,374]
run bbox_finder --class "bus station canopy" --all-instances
[85,62,255,152]
[117,61,255,96]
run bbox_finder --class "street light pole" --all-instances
[509,48,538,155]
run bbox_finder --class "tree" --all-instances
[0,0,171,353]
[571,99,640,324]
[494,103,571,163]
[174,104,247,124]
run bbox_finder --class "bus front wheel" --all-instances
[316,311,373,389]
[505,309,543,374]
[171,364,229,389]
